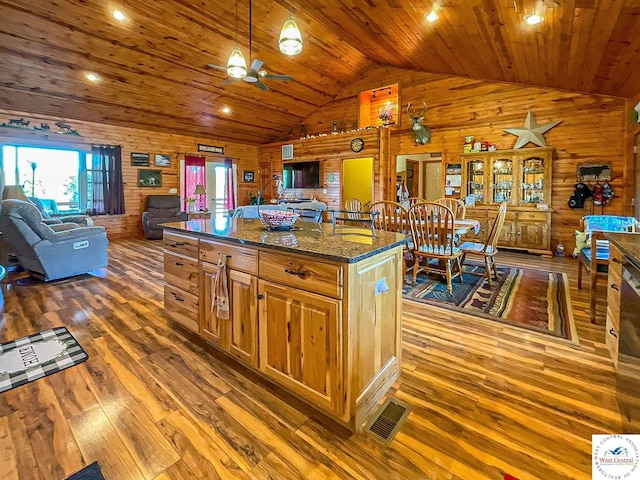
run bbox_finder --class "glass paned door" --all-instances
[466,160,485,203]
[206,163,230,216]
[491,157,513,203]
[521,156,545,204]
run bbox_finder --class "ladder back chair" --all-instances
[434,197,466,219]
[371,201,410,278]
[408,202,463,294]
[458,202,507,288]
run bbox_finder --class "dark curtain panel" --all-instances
[90,145,125,215]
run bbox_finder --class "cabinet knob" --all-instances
[257,294,264,300]
[609,328,618,339]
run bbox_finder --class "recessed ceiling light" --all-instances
[85,73,99,82]
[426,12,439,22]
[112,10,126,21]
[524,13,544,25]
[222,106,231,114]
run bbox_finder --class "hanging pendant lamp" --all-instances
[227,0,247,78]
[279,8,303,56]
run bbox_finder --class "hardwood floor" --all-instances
[0,241,638,480]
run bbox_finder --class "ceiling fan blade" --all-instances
[261,74,292,81]
[221,78,240,85]
[208,63,227,71]
[254,80,269,91]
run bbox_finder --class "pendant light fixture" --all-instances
[279,6,303,56]
[227,0,247,78]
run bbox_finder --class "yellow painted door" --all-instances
[258,280,343,416]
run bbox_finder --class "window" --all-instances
[1,145,90,214]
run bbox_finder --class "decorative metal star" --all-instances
[503,110,561,149]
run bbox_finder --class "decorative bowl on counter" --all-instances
[258,210,300,230]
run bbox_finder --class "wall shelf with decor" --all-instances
[460,147,554,255]
[444,163,462,198]
[358,84,399,128]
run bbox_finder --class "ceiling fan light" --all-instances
[227,48,247,78]
[279,17,303,56]
[524,13,544,25]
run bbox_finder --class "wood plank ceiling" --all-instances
[1,0,640,145]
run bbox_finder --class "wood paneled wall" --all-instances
[0,109,259,239]
[625,95,640,220]
[259,128,391,212]
[291,67,629,252]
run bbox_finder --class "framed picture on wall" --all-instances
[243,170,255,182]
[138,169,162,187]
[154,154,171,167]
[131,152,150,166]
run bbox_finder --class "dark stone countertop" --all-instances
[161,217,408,264]
[606,232,640,270]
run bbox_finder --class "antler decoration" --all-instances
[406,101,431,145]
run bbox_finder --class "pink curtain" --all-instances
[184,155,206,210]
[224,157,236,210]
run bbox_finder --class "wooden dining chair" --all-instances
[371,201,409,278]
[434,197,466,219]
[344,198,362,220]
[408,202,463,294]
[405,197,424,209]
[458,202,507,287]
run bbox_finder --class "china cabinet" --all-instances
[444,163,462,198]
[461,147,553,255]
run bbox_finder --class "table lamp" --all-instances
[193,184,207,211]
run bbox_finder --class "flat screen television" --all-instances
[282,161,320,189]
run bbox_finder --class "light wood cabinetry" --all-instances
[461,147,553,255]
[163,232,200,333]
[163,227,403,431]
[259,280,343,415]
[605,243,623,367]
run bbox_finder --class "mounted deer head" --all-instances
[407,101,432,145]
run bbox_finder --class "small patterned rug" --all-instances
[403,262,578,343]
[0,327,88,393]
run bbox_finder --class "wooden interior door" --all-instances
[405,159,419,197]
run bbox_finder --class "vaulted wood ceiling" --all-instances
[1,0,639,145]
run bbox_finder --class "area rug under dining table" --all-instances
[403,261,578,343]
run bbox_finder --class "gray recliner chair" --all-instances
[142,195,187,239]
[0,199,109,281]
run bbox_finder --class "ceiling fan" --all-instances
[208,59,292,91]
[207,0,293,91]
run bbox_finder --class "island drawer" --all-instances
[199,239,257,274]
[259,251,343,299]
[164,252,199,296]
[164,232,199,258]
[609,243,623,277]
[164,283,199,333]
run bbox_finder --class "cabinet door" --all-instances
[201,263,259,367]
[497,220,517,246]
[489,155,515,205]
[201,262,225,346]
[227,270,258,367]
[463,158,487,205]
[258,280,343,416]
[515,221,549,250]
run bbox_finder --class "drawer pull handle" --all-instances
[609,328,618,339]
[611,283,619,291]
[171,242,185,247]
[284,268,310,279]
[174,261,184,266]
[172,293,184,302]
[612,258,623,264]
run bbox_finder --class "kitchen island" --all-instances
[161,217,407,431]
